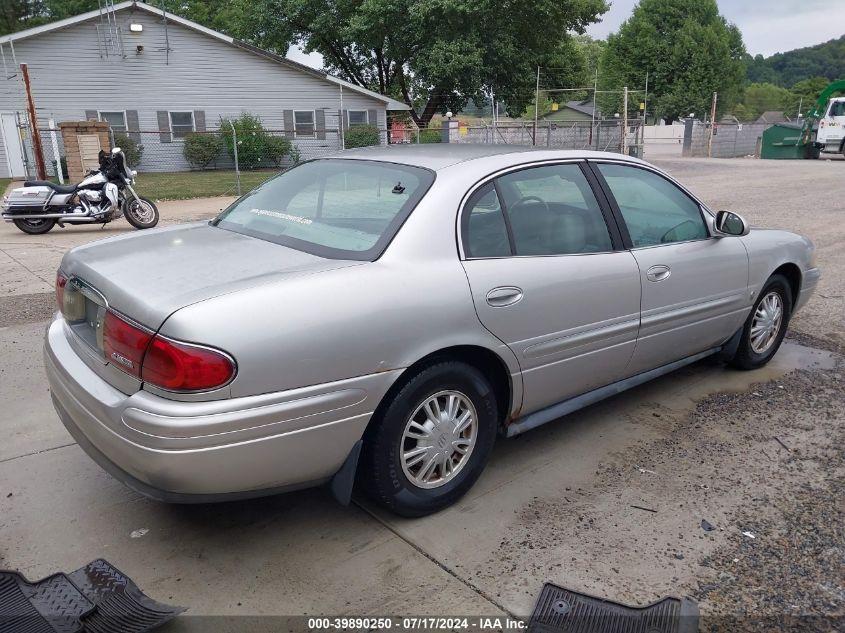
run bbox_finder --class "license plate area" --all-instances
[64,279,107,355]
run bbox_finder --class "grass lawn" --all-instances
[134,169,279,200]
[0,178,11,194]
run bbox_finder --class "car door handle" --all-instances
[486,286,524,307]
[646,265,671,282]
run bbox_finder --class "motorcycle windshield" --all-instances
[112,150,133,178]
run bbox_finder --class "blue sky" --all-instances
[287,0,844,68]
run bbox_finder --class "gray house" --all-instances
[0,1,408,178]
[539,100,599,122]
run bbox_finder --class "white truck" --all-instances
[814,96,845,156]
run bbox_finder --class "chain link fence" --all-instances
[684,120,770,158]
[26,117,397,200]
[448,119,643,155]
[18,113,646,201]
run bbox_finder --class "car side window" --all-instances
[596,164,709,248]
[462,183,511,258]
[496,164,613,256]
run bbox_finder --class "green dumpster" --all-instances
[760,123,809,159]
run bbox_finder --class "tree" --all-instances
[0,0,243,36]
[745,53,780,85]
[3,0,609,127]
[524,36,593,118]
[736,83,791,120]
[1,1,101,36]
[598,0,746,123]
[785,77,832,118]
[745,35,845,88]
[227,0,608,127]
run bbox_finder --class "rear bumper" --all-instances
[795,267,821,313]
[44,316,400,502]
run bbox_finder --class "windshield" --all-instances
[213,159,434,260]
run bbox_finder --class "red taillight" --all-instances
[55,273,67,311]
[62,293,234,391]
[103,310,153,378]
[141,337,235,392]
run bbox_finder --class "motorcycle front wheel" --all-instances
[123,196,159,230]
[13,218,56,235]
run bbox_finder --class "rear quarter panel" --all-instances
[158,172,523,406]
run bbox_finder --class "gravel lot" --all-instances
[0,156,842,629]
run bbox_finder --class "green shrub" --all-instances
[183,133,224,169]
[264,135,292,167]
[219,113,270,169]
[112,133,144,167]
[344,124,380,148]
[418,128,442,144]
[288,145,302,165]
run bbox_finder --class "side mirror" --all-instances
[714,210,749,237]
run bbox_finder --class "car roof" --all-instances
[325,144,648,171]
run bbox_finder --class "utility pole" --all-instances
[621,86,628,154]
[590,68,597,147]
[707,91,718,158]
[339,84,345,149]
[20,63,46,180]
[533,65,540,146]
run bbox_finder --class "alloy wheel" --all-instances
[128,199,155,224]
[400,390,478,489]
[750,291,783,354]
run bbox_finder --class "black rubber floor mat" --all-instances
[528,583,699,633]
[0,559,184,633]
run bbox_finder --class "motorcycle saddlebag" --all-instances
[4,185,53,209]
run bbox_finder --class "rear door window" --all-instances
[496,164,613,256]
[462,183,511,258]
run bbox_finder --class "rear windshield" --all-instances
[213,159,434,260]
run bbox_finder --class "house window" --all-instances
[347,110,369,127]
[169,111,195,139]
[294,110,315,137]
[98,111,127,133]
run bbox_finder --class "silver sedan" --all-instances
[45,145,819,516]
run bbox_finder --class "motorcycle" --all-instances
[1,147,159,235]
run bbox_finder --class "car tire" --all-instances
[731,274,792,370]
[360,361,498,517]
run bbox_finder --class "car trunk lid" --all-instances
[60,222,361,331]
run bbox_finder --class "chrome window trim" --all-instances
[456,158,617,261]
[463,250,624,261]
